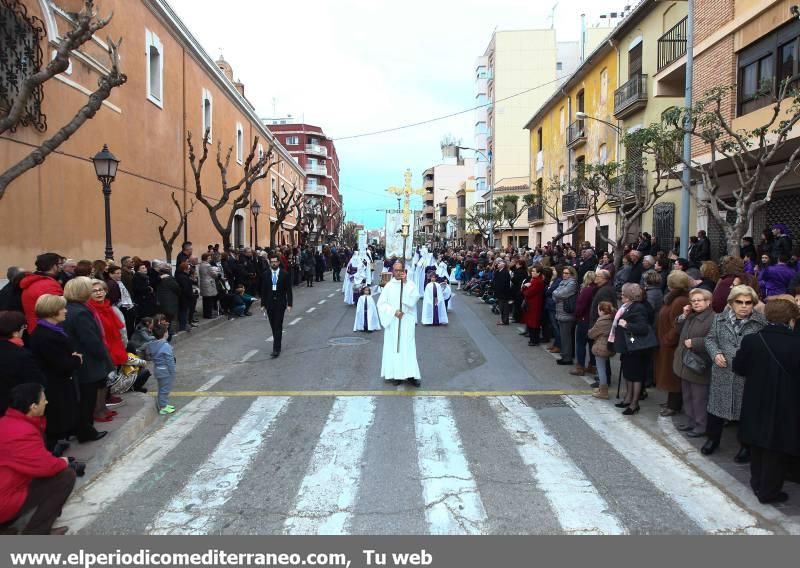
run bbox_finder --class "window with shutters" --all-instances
[629,42,642,78]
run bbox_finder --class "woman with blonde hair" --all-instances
[703,285,766,459]
[62,277,113,443]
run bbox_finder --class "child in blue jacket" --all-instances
[145,324,176,415]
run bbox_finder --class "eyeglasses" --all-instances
[92,289,106,294]
[733,300,753,306]
[690,298,709,303]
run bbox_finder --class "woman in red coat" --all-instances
[521,265,546,346]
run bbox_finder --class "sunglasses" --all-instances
[733,300,753,306]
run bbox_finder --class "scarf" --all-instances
[7,337,24,347]
[728,309,751,335]
[88,299,128,365]
[37,319,68,337]
[608,302,631,343]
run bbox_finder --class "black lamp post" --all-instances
[92,144,119,260]
[252,199,261,249]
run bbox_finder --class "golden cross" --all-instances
[386,169,425,236]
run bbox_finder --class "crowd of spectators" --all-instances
[0,241,352,534]
[444,224,800,504]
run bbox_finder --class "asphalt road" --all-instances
[60,269,800,535]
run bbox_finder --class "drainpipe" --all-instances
[608,38,621,162]
[680,0,694,257]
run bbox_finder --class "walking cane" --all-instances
[616,365,623,399]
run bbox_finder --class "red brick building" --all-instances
[264,119,341,214]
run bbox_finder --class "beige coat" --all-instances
[588,314,614,358]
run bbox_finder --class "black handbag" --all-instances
[623,327,659,352]
[681,349,707,374]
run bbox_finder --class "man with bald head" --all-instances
[376,261,422,387]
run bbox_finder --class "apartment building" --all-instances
[0,0,304,265]
[420,149,473,246]
[524,0,689,250]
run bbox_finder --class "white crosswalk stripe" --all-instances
[284,397,377,534]
[490,396,625,534]
[565,396,770,534]
[62,397,225,534]
[67,394,781,535]
[147,397,290,534]
[414,397,488,535]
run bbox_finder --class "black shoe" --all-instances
[407,378,421,387]
[134,386,148,393]
[270,351,280,358]
[556,359,573,365]
[758,491,789,504]
[390,379,403,386]
[528,340,536,346]
[78,431,108,443]
[640,390,649,401]
[589,381,599,389]
[614,401,630,408]
[686,431,706,438]
[701,439,719,456]
[622,406,640,415]
[676,424,693,431]
[52,440,70,457]
[734,446,751,464]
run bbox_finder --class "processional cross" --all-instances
[386,169,424,352]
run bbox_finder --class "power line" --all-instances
[330,77,564,141]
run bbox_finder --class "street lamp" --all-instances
[251,199,261,248]
[456,145,494,247]
[574,111,622,134]
[92,144,119,260]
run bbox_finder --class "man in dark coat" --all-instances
[331,250,342,282]
[695,230,711,263]
[625,250,645,285]
[261,255,293,358]
[733,298,800,504]
[492,260,513,325]
[577,248,598,283]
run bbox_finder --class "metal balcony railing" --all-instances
[658,17,688,72]
[566,119,586,147]
[527,201,543,222]
[614,75,648,118]
[562,192,589,214]
[305,144,328,156]
[608,170,645,204]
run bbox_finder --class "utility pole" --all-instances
[680,0,694,258]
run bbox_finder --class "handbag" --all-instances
[681,349,707,374]
[623,327,659,351]
[563,294,577,314]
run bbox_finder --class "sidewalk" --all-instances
[63,308,235,489]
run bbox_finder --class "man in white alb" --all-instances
[377,261,422,387]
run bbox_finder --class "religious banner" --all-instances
[384,211,415,259]
[357,229,368,252]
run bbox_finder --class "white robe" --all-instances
[413,255,427,296]
[343,258,358,305]
[441,284,453,312]
[436,261,449,279]
[354,294,381,331]
[377,278,421,381]
[421,282,449,325]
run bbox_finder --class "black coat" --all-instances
[0,282,22,312]
[493,269,513,300]
[0,340,47,415]
[590,282,616,326]
[156,275,181,317]
[611,301,652,354]
[175,271,195,308]
[62,301,114,385]
[577,255,598,284]
[132,272,157,317]
[626,261,644,285]
[261,268,293,309]
[733,325,800,456]
[29,325,81,438]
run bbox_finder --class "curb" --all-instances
[171,314,230,347]
[77,393,159,489]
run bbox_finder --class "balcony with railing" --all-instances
[658,17,687,72]
[305,164,328,176]
[305,143,328,157]
[423,205,434,216]
[561,192,589,216]
[566,119,586,148]
[614,74,648,119]
[527,200,544,224]
[607,170,645,206]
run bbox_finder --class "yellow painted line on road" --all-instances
[162,389,593,398]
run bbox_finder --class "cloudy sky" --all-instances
[168,0,628,229]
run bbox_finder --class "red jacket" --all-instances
[0,409,67,523]
[20,274,63,332]
[521,276,545,329]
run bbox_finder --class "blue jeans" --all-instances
[546,307,561,347]
[596,356,610,386]
[575,322,596,369]
[231,304,246,317]
[155,370,175,409]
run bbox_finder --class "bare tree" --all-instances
[540,176,593,245]
[187,129,278,250]
[270,177,301,246]
[340,221,359,249]
[145,193,195,262]
[330,209,344,244]
[0,0,127,199]
[495,194,536,249]
[465,204,497,245]
[632,82,800,256]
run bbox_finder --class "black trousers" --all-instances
[750,446,787,502]
[4,468,76,534]
[267,301,287,352]
[202,296,216,319]
[707,412,726,444]
[498,299,511,324]
[76,381,101,441]
[527,327,541,344]
[332,268,341,281]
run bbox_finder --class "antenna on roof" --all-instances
[548,2,559,29]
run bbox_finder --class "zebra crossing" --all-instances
[60,393,790,535]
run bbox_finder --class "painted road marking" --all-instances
[148,397,291,534]
[61,397,225,534]
[265,336,273,342]
[240,349,258,363]
[318,299,326,305]
[288,317,302,326]
[165,389,593,398]
[306,307,316,313]
[414,396,488,534]
[284,397,376,534]
[566,396,769,534]
[197,375,225,392]
[490,396,625,534]
[328,293,336,298]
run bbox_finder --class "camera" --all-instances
[67,457,86,477]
